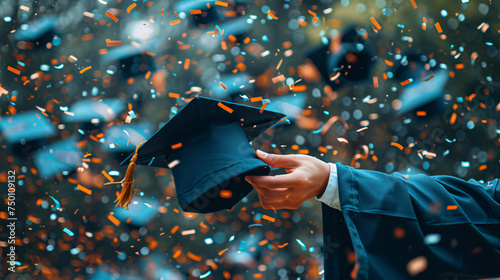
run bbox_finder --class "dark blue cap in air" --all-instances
[120,96,286,213]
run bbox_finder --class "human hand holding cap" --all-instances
[245,150,330,210]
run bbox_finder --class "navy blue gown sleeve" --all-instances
[322,163,500,280]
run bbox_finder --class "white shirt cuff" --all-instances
[315,163,341,211]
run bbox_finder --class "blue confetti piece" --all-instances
[63,228,74,236]
[262,35,269,41]
[204,238,213,245]
[17,61,26,67]
[109,171,120,176]
[54,64,64,69]
[200,271,211,279]
[397,24,404,28]
[48,195,60,210]
[296,239,306,251]
[461,161,470,167]
[248,224,263,228]
[229,235,235,242]
[239,241,246,251]
[78,129,85,135]
[148,157,155,166]
[129,111,137,119]
[312,124,325,134]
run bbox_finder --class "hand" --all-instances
[245,150,330,210]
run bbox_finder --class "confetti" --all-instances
[106,11,119,22]
[126,3,136,13]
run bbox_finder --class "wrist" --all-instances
[315,161,330,198]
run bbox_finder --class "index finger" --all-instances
[245,171,303,189]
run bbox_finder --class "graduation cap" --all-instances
[0,112,57,155]
[265,93,307,122]
[395,70,448,116]
[108,96,285,213]
[10,16,60,49]
[393,50,430,81]
[307,26,375,90]
[101,123,152,161]
[101,40,161,78]
[113,197,159,227]
[33,138,83,180]
[176,0,223,26]
[62,98,125,125]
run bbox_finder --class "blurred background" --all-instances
[0,0,499,279]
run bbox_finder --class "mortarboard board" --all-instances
[0,111,57,155]
[395,70,448,116]
[10,16,60,49]
[101,40,162,78]
[265,93,307,122]
[113,197,159,227]
[33,138,83,180]
[109,96,285,213]
[176,0,223,26]
[307,26,375,90]
[62,98,125,124]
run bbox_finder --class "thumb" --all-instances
[255,150,299,168]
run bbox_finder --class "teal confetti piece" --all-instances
[200,271,211,279]
[63,228,74,236]
[296,239,306,251]
[49,195,60,210]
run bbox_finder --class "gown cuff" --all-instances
[315,162,341,211]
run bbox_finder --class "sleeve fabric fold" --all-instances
[322,163,500,280]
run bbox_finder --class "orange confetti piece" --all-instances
[416,111,427,116]
[400,79,412,86]
[169,92,180,98]
[384,60,394,66]
[171,142,182,149]
[219,81,228,91]
[187,252,202,262]
[145,71,151,79]
[262,214,275,222]
[173,250,182,258]
[184,58,190,70]
[127,3,137,13]
[106,40,122,47]
[77,184,92,195]
[251,97,263,102]
[218,102,233,113]
[391,142,404,150]
[435,22,443,33]
[370,17,382,30]
[7,66,20,75]
[479,165,487,171]
[80,66,92,74]
[220,190,232,198]
[106,11,118,22]
[373,76,379,88]
[190,10,202,14]
[410,0,417,9]
[108,214,120,226]
[170,19,181,25]
[215,1,228,7]
[277,243,289,248]
[259,103,269,114]
[218,248,228,255]
[424,74,436,81]
[455,64,464,69]
[450,113,457,125]
[101,170,114,182]
[161,9,164,15]
[446,205,458,210]
[267,10,278,20]
[170,225,179,234]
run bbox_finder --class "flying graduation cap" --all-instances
[0,111,57,155]
[10,16,60,49]
[33,138,83,180]
[395,70,449,116]
[307,26,375,90]
[62,98,125,125]
[108,96,285,213]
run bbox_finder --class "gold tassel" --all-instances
[105,141,147,210]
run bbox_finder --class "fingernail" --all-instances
[256,149,268,158]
